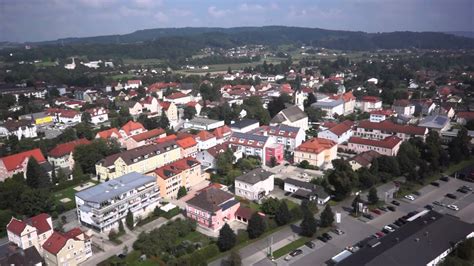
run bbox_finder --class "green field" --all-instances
[53,180,99,210]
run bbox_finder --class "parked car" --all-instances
[332,228,345,235]
[446,193,457,199]
[305,241,316,249]
[284,163,290,166]
[289,249,303,257]
[394,220,403,227]
[363,213,374,220]
[424,204,434,210]
[384,225,395,233]
[457,188,468,194]
[461,185,473,191]
[322,233,333,240]
[379,206,388,212]
[387,206,396,212]
[404,195,415,201]
[440,176,449,182]
[391,200,400,206]
[431,181,440,187]
[447,204,459,211]
[413,191,421,196]
[371,209,382,215]
[433,201,444,206]
[318,236,328,242]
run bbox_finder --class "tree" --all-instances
[217,223,236,252]
[267,95,291,118]
[298,160,310,169]
[177,186,187,199]
[26,157,50,189]
[247,213,266,239]
[183,106,197,120]
[368,187,379,205]
[397,142,420,174]
[126,210,134,230]
[159,113,170,130]
[75,122,94,140]
[270,156,277,167]
[261,198,280,215]
[275,201,292,226]
[81,112,92,124]
[320,205,335,227]
[449,128,471,163]
[228,250,242,266]
[300,211,317,237]
[216,148,234,175]
[352,194,361,212]
[319,82,338,93]
[357,168,378,189]
[118,219,125,233]
[108,229,118,241]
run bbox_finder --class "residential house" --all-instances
[185,101,202,116]
[311,98,345,119]
[125,80,142,89]
[355,120,428,141]
[119,120,146,139]
[117,101,143,117]
[349,150,381,171]
[369,109,394,123]
[0,119,37,140]
[150,157,204,199]
[456,112,474,125]
[76,172,160,232]
[348,136,402,156]
[230,119,260,133]
[95,141,181,181]
[176,136,198,158]
[252,124,306,152]
[438,104,456,119]
[164,92,192,105]
[124,128,166,150]
[48,139,90,170]
[186,187,240,231]
[293,138,337,169]
[195,131,217,150]
[140,96,161,117]
[418,115,450,132]
[85,107,108,125]
[392,99,416,117]
[160,101,178,125]
[317,120,354,144]
[0,245,43,266]
[284,178,330,205]
[412,99,436,116]
[6,213,53,254]
[329,91,356,115]
[270,105,309,131]
[0,148,47,181]
[95,128,124,147]
[235,168,274,201]
[356,96,383,112]
[47,109,82,124]
[229,132,271,162]
[42,228,92,266]
[184,117,225,131]
[197,144,242,169]
[213,125,232,144]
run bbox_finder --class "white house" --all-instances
[392,100,416,117]
[196,131,217,150]
[252,124,305,152]
[197,144,242,169]
[229,132,271,162]
[125,80,142,89]
[85,107,109,125]
[356,96,383,112]
[235,168,274,201]
[318,120,354,144]
[0,120,37,140]
[284,178,330,205]
[164,92,192,105]
[270,105,309,131]
[311,99,345,119]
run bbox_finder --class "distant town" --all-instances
[0,26,473,266]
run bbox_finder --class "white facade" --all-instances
[0,124,37,140]
[235,175,274,201]
[393,105,415,117]
[87,108,109,125]
[197,137,217,151]
[369,113,387,123]
[318,128,353,144]
[356,99,383,112]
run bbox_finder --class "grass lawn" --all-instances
[53,180,99,211]
[176,231,211,246]
[99,250,161,266]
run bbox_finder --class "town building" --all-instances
[95,128,124,147]
[230,119,260,133]
[418,115,450,132]
[184,117,225,131]
[85,107,108,125]
[149,157,204,199]
[95,141,181,181]
[284,178,330,205]
[6,213,53,254]
[235,168,274,201]
[124,128,166,150]
[42,228,92,266]
[229,132,271,162]
[348,136,402,156]
[119,120,146,139]
[19,112,53,126]
[159,101,178,125]
[186,187,240,231]
[0,245,43,266]
[47,109,82,124]
[318,120,354,144]
[176,136,198,158]
[311,99,345,118]
[213,125,232,144]
[293,138,337,169]
[75,172,160,232]
[455,111,474,125]
[195,131,217,150]
[197,144,242,169]
[164,92,192,105]
[48,139,90,170]
[270,105,309,131]
[125,80,142,89]
[355,120,428,141]
[392,99,416,117]
[349,150,381,171]
[356,96,383,112]
[252,124,306,152]
[369,109,394,123]
[0,148,47,180]
[0,120,37,140]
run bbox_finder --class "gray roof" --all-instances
[271,105,307,123]
[268,124,300,133]
[231,132,268,142]
[285,178,329,199]
[186,187,235,213]
[338,211,474,266]
[418,115,449,129]
[235,168,273,184]
[186,117,222,126]
[99,141,178,167]
[311,99,344,108]
[76,172,155,203]
[231,119,259,129]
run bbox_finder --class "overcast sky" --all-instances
[1,0,472,42]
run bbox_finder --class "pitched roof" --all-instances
[130,128,165,142]
[96,128,122,139]
[120,121,145,136]
[235,168,273,185]
[26,213,52,234]
[48,138,90,158]
[155,134,177,143]
[166,92,188,99]
[271,105,307,123]
[160,101,172,110]
[295,138,336,154]
[393,99,412,107]
[42,232,69,255]
[213,125,231,139]
[0,148,46,172]
[350,150,381,167]
[357,120,427,136]
[360,96,381,103]
[327,120,354,137]
[229,132,269,148]
[186,187,235,213]
[230,119,259,129]
[418,115,450,129]
[349,136,402,149]
[205,143,237,157]
[2,120,34,131]
[456,111,474,120]
[153,157,200,180]
[176,136,198,149]
[99,142,178,167]
[6,218,27,235]
[196,130,215,141]
[252,124,301,139]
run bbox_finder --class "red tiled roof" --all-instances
[96,128,122,139]
[148,82,179,92]
[166,92,188,99]
[457,112,474,121]
[186,101,199,107]
[329,91,355,103]
[176,136,198,149]
[357,120,427,136]
[43,232,69,255]
[196,130,215,141]
[295,138,336,154]
[121,121,145,136]
[393,99,412,107]
[128,80,142,85]
[153,157,200,180]
[26,213,51,235]
[349,136,402,149]
[213,125,231,139]
[160,101,171,110]
[155,134,177,144]
[47,108,80,118]
[63,227,84,240]
[6,218,26,235]
[48,139,90,158]
[131,128,165,142]
[236,206,253,221]
[328,120,354,137]
[361,96,381,103]
[370,109,394,116]
[0,148,46,172]
[140,96,156,105]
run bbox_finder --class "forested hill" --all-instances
[2,26,473,62]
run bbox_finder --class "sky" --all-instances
[0,0,472,42]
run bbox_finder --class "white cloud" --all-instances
[78,0,117,8]
[208,6,230,18]
[133,0,162,9]
[154,11,169,23]
[239,3,264,12]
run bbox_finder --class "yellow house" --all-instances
[6,213,53,254]
[42,228,92,266]
[160,101,178,122]
[149,157,204,199]
[95,141,182,181]
[293,138,337,169]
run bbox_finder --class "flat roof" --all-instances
[76,172,155,204]
[231,119,259,129]
[186,117,223,126]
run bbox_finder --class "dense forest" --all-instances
[2,26,474,63]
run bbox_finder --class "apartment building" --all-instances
[251,124,306,152]
[75,172,160,232]
[0,120,37,140]
[348,136,402,156]
[293,138,337,169]
[95,141,181,181]
[149,157,204,199]
[85,107,109,125]
[42,228,92,266]
[355,120,428,141]
[229,132,271,162]
[318,120,354,144]
[48,138,90,170]
[235,168,274,201]
[124,128,166,150]
[356,96,383,112]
